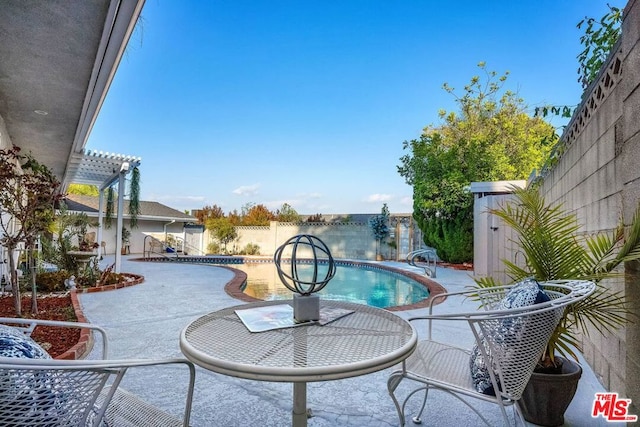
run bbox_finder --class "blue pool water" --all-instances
[237,262,429,308]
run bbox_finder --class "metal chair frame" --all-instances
[0,317,195,426]
[387,280,595,426]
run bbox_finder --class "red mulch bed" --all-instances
[0,294,80,358]
[438,262,474,271]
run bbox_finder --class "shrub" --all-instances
[36,271,71,293]
[419,213,473,263]
[306,213,324,223]
[239,243,260,255]
[207,242,221,255]
[99,272,126,286]
[76,275,96,288]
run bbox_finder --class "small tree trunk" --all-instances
[7,246,21,316]
[30,248,38,315]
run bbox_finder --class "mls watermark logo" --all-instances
[592,392,638,422]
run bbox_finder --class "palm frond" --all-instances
[473,276,500,289]
[607,202,640,269]
[585,228,623,273]
[502,260,531,281]
[570,285,629,334]
[548,322,580,362]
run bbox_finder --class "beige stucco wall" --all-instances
[208,221,397,260]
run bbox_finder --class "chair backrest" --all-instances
[0,318,117,427]
[470,280,594,401]
[0,358,126,426]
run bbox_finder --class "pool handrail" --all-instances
[406,248,437,278]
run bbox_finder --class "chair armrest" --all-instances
[426,286,511,314]
[411,288,504,340]
[409,280,595,341]
[102,358,196,427]
[0,317,109,358]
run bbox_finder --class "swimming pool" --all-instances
[235,262,430,309]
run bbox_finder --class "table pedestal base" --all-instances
[293,382,311,427]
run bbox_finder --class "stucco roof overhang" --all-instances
[0,0,145,190]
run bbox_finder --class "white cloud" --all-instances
[232,184,260,196]
[364,193,392,203]
[400,196,413,206]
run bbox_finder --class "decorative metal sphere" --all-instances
[273,234,336,296]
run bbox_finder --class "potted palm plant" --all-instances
[475,186,640,426]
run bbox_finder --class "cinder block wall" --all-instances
[492,0,640,411]
[618,0,640,412]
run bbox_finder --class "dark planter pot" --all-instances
[518,358,582,426]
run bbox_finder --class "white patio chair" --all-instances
[387,279,595,426]
[0,317,195,426]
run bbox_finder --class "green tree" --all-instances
[205,217,238,253]
[275,203,300,222]
[398,63,556,263]
[536,4,623,118]
[577,4,622,88]
[368,203,390,258]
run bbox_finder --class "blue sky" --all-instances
[87,0,622,215]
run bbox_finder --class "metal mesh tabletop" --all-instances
[180,300,417,382]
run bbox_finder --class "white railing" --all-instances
[406,248,437,278]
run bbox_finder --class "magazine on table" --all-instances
[235,304,354,333]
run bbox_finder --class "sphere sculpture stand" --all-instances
[274,234,336,323]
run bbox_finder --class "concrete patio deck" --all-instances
[79,256,610,426]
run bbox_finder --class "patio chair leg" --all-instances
[412,387,429,424]
[388,371,407,427]
[388,371,435,427]
[512,401,525,427]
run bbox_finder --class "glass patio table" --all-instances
[179,299,417,427]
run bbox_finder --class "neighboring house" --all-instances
[64,194,201,255]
